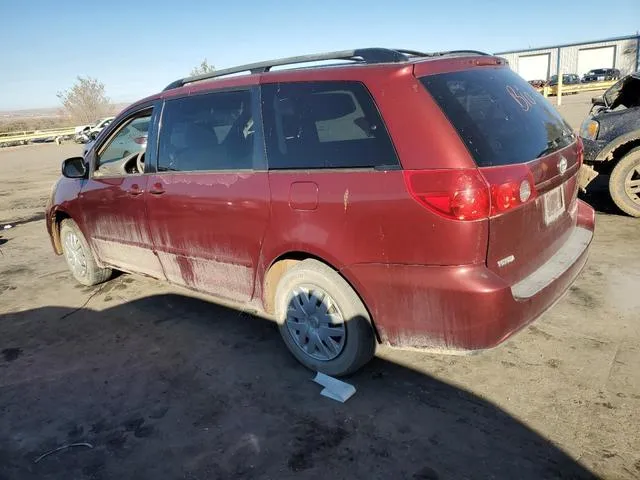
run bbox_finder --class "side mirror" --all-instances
[591,96,606,106]
[62,157,87,178]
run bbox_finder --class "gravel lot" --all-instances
[1,94,639,480]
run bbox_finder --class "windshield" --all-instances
[420,68,574,167]
[604,75,640,109]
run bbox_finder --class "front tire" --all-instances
[274,259,375,376]
[60,219,112,286]
[609,147,640,217]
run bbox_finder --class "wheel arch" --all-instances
[595,129,640,172]
[261,250,382,343]
[50,208,72,255]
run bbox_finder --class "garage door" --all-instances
[518,54,550,81]
[578,46,615,76]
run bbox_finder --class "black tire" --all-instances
[60,219,112,286]
[274,259,375,376]
[609,147,640,217]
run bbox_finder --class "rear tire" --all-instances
[274,259,375,376]
[609,147,640,217]
[60,219,112,286]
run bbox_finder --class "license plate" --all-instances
[544,185,565,225]
[597,76,605,81]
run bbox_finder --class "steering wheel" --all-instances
[136,151,145,174]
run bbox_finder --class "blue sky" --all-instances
[0,0,638,110]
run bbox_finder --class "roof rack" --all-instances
[426,50,490,57]
[163,48,490,91]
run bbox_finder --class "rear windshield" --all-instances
[420,68,573,167]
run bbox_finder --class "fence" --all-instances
[0,127,76,147]
[534,79,617,97]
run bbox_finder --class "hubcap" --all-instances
[63,231,88,278]
[624,164,640,205]
[285,286,346,361]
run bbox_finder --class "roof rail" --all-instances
[426,50,490,57]
[162,48,491,91]
[163,48,413,91]
[393,49,430,57]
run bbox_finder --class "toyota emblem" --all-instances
[558,157,568,175]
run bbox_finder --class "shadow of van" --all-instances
[0,292,596,479]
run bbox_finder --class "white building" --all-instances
[495,35,640,81]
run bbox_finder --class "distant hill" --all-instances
[0,103,131,121]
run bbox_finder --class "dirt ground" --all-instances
[548,90,599,130]
[1,109,639,479]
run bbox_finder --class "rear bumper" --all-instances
[343,200,595,351]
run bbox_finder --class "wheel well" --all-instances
[262,252,382,343]
[598,138,640,175]
[52,211,71,254]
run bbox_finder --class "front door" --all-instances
[145,87,270,302]
[80,106,164,277]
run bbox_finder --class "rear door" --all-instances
[145,88,270,302]
[421,67,580,283]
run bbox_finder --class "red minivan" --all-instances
[46,49,595,375]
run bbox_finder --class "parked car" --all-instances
[74,124,92,135]
[74,125,92,143]
[547,74,580,86]
[87,116,115,140]
[579,72,640,216]
[528,79,546,89]
[46,48,595,375]
[582,68,620,83]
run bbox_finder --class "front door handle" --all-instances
[127,184,143,196]
[149,182,166,195]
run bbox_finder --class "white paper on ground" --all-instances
[312,372,356,403]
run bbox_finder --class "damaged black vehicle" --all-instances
[579,72,640,217]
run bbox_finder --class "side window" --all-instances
[261,81,398,169]
[158,90,255,172]
[95,113,151,177]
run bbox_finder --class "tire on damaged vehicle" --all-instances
[609,147,640,217]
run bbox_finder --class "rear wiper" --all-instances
[537,130,574,158]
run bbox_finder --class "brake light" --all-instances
[403,169,490,220]
[134,136,147,145]
[479,164,537,216]
[404,165,537,221]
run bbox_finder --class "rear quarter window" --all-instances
[261,81,398,169]
[420,68,574,167]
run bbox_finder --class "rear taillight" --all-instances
[404,165,537,221]
[403,169,490,221]
[479,165,537,216]
[134,136,147,145]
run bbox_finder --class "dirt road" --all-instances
[1,144,639,479]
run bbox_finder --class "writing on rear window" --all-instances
[420,69,573,167]
[506,85,536,111]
